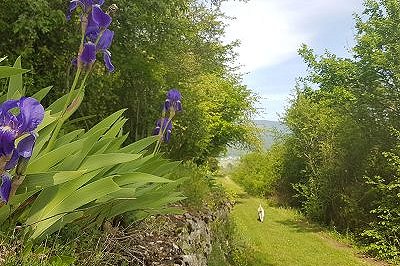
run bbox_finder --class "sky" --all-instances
[221,0,365,121]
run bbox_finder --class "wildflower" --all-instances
[164,89,182,112]
[67,0,106,21]
[77,30,114,72]
[68,0,115,72]
[0,173,11,203]
[153,118,173,143]
[85,4,112,38]
[0,97,44,168]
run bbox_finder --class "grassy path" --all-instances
[218,176,386,266]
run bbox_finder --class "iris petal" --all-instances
[4,149,18,170]
[153,118,173,142]
[165,130,172,143]
[17,134,36,158]
[167,89,181,102]
[164,89,182,112]
[92,5,111,28]
[98,29,114,50]
[0,99,19,113]
[176,101,182,112]
[86,11,100,42]
[67,1,78,20]
[17,97,45,133]
[80,42,97,64]
[153,126,161,136]
[0,173,11,203]
[164,100,171,112]
[103,50,114,72]
[0,132,15,157]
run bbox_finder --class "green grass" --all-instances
[218,177,382,266]
[217,176,246,198]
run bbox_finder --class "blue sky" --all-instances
[221,0,365,121]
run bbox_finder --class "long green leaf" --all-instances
[58,127,109,170]
[82,109,126,139]
[46,90,79,114]
[150,161,181,176]
[31,122,57,160]
[102,118,127,139]
[105,134,129,153]
[53,129,85,149]
[79,153,141,171]
[30,176,119,239]
[7,56,23,99]
[96,188,136,203]
[114,172,173,187]
[0,66,28,79]
[112,154,154,174]
[31,86,52,102]
[26,170,101,228]
[106,192,185,219]
[119,136,158,154]
[36,111,58,132]
[36,212,83,241]
[0,191,38,224]
[27,139,85,173]
[19,171,86,192]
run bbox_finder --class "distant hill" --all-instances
[223,120,289,159]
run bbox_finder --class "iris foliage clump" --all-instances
[0,0,185,241]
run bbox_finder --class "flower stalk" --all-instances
[153,89,182,154]
[45,1,116,152]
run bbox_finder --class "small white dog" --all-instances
[258,203,265,222]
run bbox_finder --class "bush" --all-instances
[231,144,283,198]
[208,216,257,266]
[174,162,228,211]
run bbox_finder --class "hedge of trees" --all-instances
[0,0,258,163]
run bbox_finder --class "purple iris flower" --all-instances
[68,0,114,72]
[153,118,173,143]
[67,0,105,21]
[164,89,182,112]
[85,5,112,39]
[77,30,114,72]
[0,97,43,204]
[0,97,44,167]
[0,173,11,203]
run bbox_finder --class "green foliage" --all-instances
[0,0,257,162]
[0,224,105,265]
[174,161,228,211]
[0,58,184,241]
[208,217,257,266]
[361,150,400,260]
[256,0,400,261]
[231,146,283,198]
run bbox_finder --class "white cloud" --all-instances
[222,0,311,71]
[221,0,365,120]
[221,0,363,72]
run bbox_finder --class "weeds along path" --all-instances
[218,176,387,266]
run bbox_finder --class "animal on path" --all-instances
[258,203,265,222]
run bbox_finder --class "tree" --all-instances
[273,0,400,259]
[0,0,257,162]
